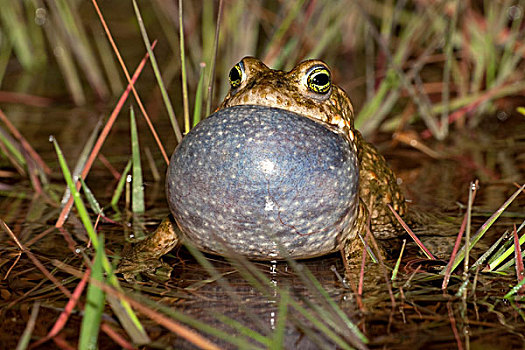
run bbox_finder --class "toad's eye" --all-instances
[306,66,331,94]
[229,62,245,89]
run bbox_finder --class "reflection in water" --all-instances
[269,259,278,330]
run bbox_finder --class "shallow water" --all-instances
[1,94,524,349]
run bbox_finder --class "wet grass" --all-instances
[1,0,525,349]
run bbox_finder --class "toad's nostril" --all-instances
[274,80,285,89]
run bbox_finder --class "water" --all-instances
[1,67,524,350]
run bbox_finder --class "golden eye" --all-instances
[229,62,244,89]
[307,66,331,94]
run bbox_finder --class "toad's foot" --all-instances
[116,216,180,281]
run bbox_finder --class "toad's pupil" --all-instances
[313,73,329,86]
[230,67,241,82]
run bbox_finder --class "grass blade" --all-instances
[51,0,108,99]
[263,0,307,64]
[471,230,509,272]
[443,196,469,288]
[79,237,106,350]
[491,221,525,272]
[388,204,436,259]
[270,288,289,350]
[60,119,102,208]
[0,35,13,86]
[132,0,182,142]
[392,239,406,282]
[0,108,51,174]
[42,13,85,105]
[293,263,368,346]
[110,159,132,208]
[92,25,124,95]
[178,0,190,133]
[52,137,149,344]
[91,0,170,163]
[0,0,37,70]
[0,125,26,172]
[205,0,223,116]
[144,147,161,182]
[55,44,151,228]
[15,302,40,350]
[446,184,525,274]
[193,62,206,127]
[130,106,145,213]
[80,178,103,216]
[512,224,524,291]
[213,313,270,347]
[504,277,525,300]
[288,299,357,350]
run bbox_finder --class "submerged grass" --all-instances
[1,0,524,349]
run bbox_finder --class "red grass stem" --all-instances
[98,153,121,180]
[0,108,52,174]
[442,214,468,290]
[92,0,175,157]
[387,204,436,260]
[52,336,75,350]
[1,219,72,298]
[513,224,525,294]
[55,48,151,228]
[29,268,90,349]
[447,301,464,350]
[101,323,135,350]
[0,91,53,107]
[358,242,367,296]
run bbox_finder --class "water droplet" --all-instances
[270,311,276,330]
[270,260,277,275]
[508,5,522,20]
[53,46,64,57]
[497,111,509,121]
[35,8,47,26]
[48,135,55,142]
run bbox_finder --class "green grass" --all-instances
[132,0,182,142]
[53,136,149,345]
[78,235,105,350]
[110,159,132,209]
[0,1,524,349]
[130,106,145,214]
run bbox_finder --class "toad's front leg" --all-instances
[116,216,180,281]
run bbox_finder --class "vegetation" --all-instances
[0,0,524,348]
